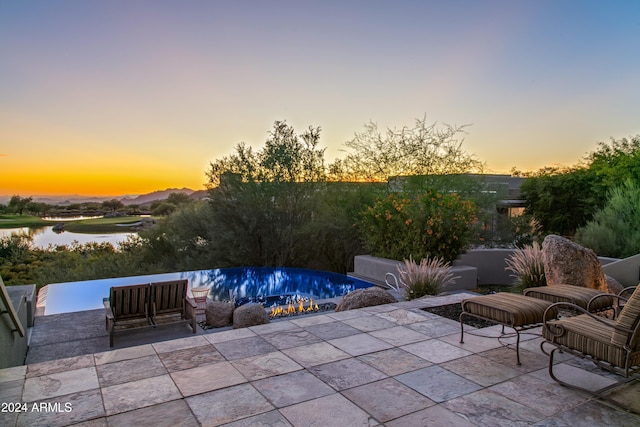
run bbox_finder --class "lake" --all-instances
[0,226,135,249]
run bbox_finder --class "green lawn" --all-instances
[64,216,159,233]
[0,215,48,228]
[0,215,160,233]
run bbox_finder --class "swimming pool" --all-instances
[43,267,375,315]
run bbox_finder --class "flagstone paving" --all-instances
[2,293,640,426]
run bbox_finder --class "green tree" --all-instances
[359,190,478,262]
[205,121,326,267]
[575,179,640,258]
[520,166,602,236]
[102,199,124,213]
[8,195,33,215]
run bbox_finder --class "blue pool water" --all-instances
[43,267,374,315]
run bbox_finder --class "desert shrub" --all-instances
[504,242,546,288]
[575,179,640,258]
[397,256,459,299]
[360,190,477,262]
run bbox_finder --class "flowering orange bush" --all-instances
[360,190,477,262]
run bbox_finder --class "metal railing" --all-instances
[0,278,25,337]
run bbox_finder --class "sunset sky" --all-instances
[2,1,639,197]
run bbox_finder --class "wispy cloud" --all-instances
[0,154,8,157]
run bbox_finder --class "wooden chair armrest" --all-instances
[103,298,114,321]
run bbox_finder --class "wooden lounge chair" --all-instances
[149,279,197,333]
[541,285,640,413]
[103,283,152,347]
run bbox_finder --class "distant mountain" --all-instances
[0,188,204,206]
[120,188,195,206]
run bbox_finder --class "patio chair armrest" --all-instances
[103,298,114,321]
[543,301,633,338]
[618,286,637,299]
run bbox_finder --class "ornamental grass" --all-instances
[398,256,459,300]
[504,241,546,288]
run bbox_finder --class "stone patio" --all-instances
[1,293,639,426]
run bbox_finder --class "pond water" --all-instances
[0,226,135,249]
[43,267,375,315]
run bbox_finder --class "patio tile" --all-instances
[408,319,461,338]
[441,354,522,387]
[249,320,299,335]
[385,404,476,427]
[358,348,432,376]
[221,410,293,427]
[342,378,435,422]
[439,329,505,353]
[282,342,350,368]
[170,361,246,396]
[231,351,303,381]
[213,336,278,360]
[158,344,224,372]
[0,365,26,383]
[16,388,105,427]
[328,333,393,356]
[376,309,429,325]
[279,393,373,427]
[369,325,428,346]
[203,327,256,344]
[602,380,640,413]
[22,366,99,401]
[289,313,335,327]
[96,354,167,387]
[479,346,548,373]
[530,363,618,391]
[26,354,95,378]
[401,339,473,364]
[531,399,640,427]
[106,398,198,427]
[0,378,23,402]
[186,383,274,426]
[152,335,210,354]
[304,321,361,340]
[101,374,181,416]
[93,344,155,365]
[363,304,402,313]
[326,309,371,321]
[396,366,482,403]
[442,389,545,426]
[260,328,323,350]
[342,315,397,332]
[252,370,335,407]
[489,374,589,416]
[308,358,387,391]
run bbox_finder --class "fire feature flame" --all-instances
[269,298,320,318]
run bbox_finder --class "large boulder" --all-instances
[335,287,397,312]
[542,235,610,292]
[205,301,235,328]
[233,303,270,329]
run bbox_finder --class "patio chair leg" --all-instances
[459,312,465,343]
[548,347,640,414]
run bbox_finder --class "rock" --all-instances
[542,235,609,292]
[605,275,624,294]
[205,301,235,328]
[335,287,397,312]
[233,303,270,329]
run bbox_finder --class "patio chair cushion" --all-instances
[461,293,554,327]
[612,285,640,349]
[524,284,613,311]
[542,314,630,367]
